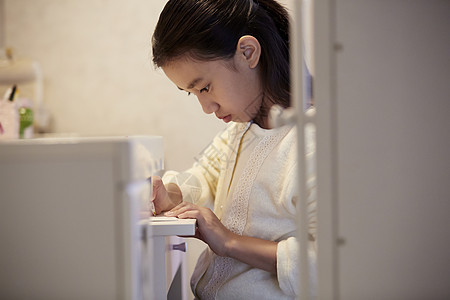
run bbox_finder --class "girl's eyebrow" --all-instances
[177,77,203,91]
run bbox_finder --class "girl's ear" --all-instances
[236,35,261,69]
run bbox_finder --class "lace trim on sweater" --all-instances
[199,125,291,299]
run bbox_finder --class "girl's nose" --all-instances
[197,95,219,114]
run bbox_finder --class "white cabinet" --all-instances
[0,136,164,300]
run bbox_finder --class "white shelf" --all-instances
[150,218,196,237]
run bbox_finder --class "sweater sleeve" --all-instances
[276,127,317,296]
[277,237,317,297]
[277,236,299,296]
[162,123,240,209]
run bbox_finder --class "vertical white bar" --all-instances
[313,0,338,299]
[291,1,309,299]
[152,235,167,300]
[124,180,146,300]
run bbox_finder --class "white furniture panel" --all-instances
[0,136,163,300]
[310,1,450,299]
[148,218,196,300]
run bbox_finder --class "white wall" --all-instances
[2,0,226,171]
[0,1,4,48]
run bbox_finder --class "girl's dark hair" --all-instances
[152,0,290,108]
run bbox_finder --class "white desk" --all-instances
[147,218,196,300]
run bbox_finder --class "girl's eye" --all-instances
[187,92,191,96]
[200,85,210,93]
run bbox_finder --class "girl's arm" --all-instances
[165,202,278,274]
[226,230,278,274]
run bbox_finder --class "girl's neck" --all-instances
[253,116,271,129]
[252,96,276,129]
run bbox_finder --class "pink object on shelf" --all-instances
[0,101,19,139]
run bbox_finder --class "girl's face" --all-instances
[162,53,264,125]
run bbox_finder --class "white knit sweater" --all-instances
[163,122,317,299]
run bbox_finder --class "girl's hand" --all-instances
[167,202,278,274]
[151,176,182,215]
[166,202,234,257]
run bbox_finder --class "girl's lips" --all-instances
[219,114,232,123]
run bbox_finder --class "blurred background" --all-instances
[0,0,228,171]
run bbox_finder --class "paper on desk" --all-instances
[150,216,179,222]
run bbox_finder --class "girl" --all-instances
[151,0,316,298]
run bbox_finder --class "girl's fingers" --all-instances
[177,209,201,220]
[165,202,197,217]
